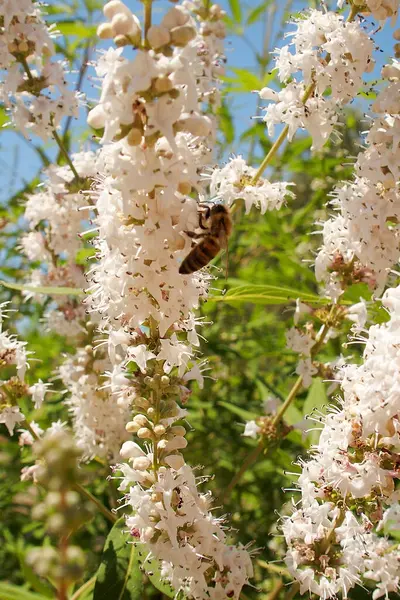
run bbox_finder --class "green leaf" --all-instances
[247,1,271,25]
[302,378,328,445]
[228,0,242,23]
[209,284,331,306]
[218,401,258,422]
[75,247,96,266]
[0,280,84,296]
[218,100,234,145]
[0,583,49,600]
[0,105,10,128]
[136,545,175,598]
[56,21,97,39]
[93,518,143,600]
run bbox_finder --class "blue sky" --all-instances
[0,0,398,203]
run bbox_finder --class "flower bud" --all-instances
[103,0,129,19]
[154,424,166,437]
[134,396,150,410]
[147,25,171,49]
[127,128,143,146]
[137,427,153,439]
[160,375,170,387]
[161,6,189,29]
[154,76,173,94]
[125,420,140,433]
[394,29,400,41]
[177,181,192,195]
[133,414,150,427]
[132,456,151,470]
[147,407,156,417]
[97,22,114,39]
[120,440,144,459]
[87,104,106,129]
[170,25,196,46]
[18,40,29,53]
[111,13,133,35]
[114,34,130,47]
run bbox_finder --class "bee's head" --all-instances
[210,204,228,215]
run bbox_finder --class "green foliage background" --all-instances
[0,0,387,598]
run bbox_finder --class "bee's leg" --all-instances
[184,231,207,239]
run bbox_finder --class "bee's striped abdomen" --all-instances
[179,237,220,274]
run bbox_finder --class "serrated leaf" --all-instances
[93,518,143,600]
[136,544,175,598]
[218,401,258,422]
[209,284,331,306]
[302,378,328,445]
[0,583,49,600]
[0,280,84,296]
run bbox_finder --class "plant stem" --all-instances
[252,79,316,185]
[143,0,153,47]
[266,579,284,600]
[271,375,303,427]
[71,575,96,600]
[73,482,117,523]
[19,55,34,82]
[251,4,359,185]
[52,126,81,180]
[284,582,300,600]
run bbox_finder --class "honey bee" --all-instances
[179,204,232,275]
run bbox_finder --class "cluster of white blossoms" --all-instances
[316,54,400,298]
[85,0,253,597]
[21,151,97,337]
[0,302,30,434]
[338,0,399,23]
[0,302,51,439]
[259,9,374,150]
[283,284,400,599]
[0,0,81,139]
[208,155,295,214]
[59,346,130,462]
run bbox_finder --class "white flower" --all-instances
[286,327,314,356]
[127,345,156,373]
[243,420,261,439]
[0,406,25,435]
[29,379,50,409]
[209,155,294,214]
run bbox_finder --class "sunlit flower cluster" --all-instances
[20,151,97,337]
[0,0,81,139]
[86,0,253,596]
[316,58,400,297]
[208,155,294,214]
[283,284,400,599]
[59,346,130,462]
[259,9,374,150]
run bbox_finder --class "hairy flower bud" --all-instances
[147,25,171,48]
